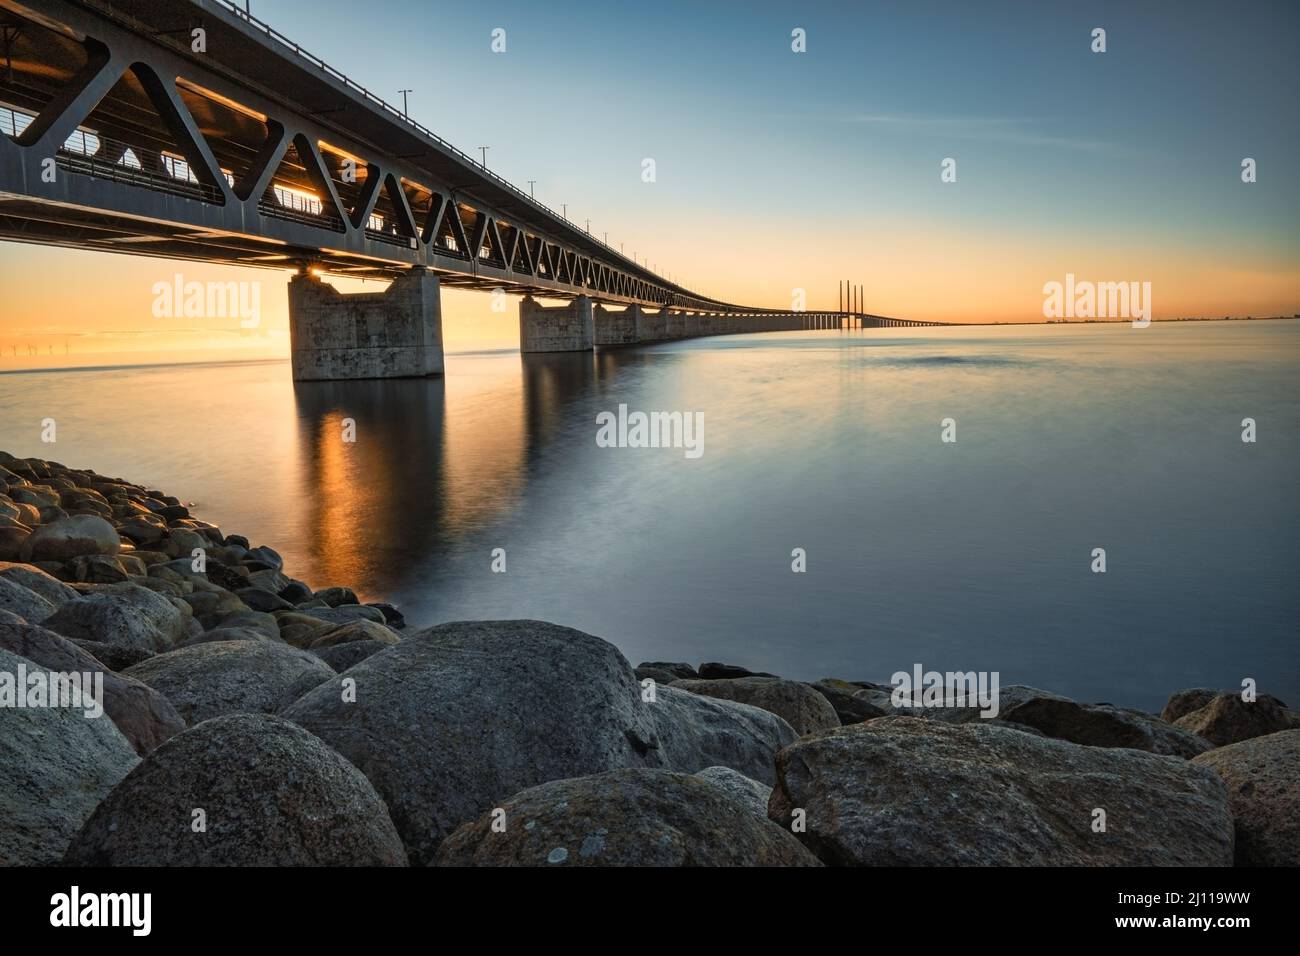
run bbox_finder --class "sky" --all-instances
[1,0,1298,361]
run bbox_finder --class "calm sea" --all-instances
[2,321,1297,711]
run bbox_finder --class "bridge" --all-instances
[0,0,945,379]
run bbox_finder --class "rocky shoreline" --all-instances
[1,450,1297,866]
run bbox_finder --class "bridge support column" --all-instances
[288,267,444,381]
[594,303,643,346]
[520,295,594,352]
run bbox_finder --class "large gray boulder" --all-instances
[63,714,407,866]
[809,678,892,725]
[694,766,773,819]
[647,684,797,785]
[1161,688,1220,723]
[670,676,840,736]
[1193,730,1300,866]
[1174,692,1295,747]
[308,618,400,649]
[282,620,662,864]
[124,639,334,726]
[769,717,1233,866]
[0,647,139,864]
[0,562,78,607]
[43,583,186,653]
[312,638,392,673]
[18,514,119,562]
[436,768,820,867]
[0,614,183,755]
[0,575,56,623]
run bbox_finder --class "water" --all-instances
[2,321,1297,712]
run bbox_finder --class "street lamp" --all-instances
[398,89,412,117]
[477,145,489,167]
[526,180,535,198]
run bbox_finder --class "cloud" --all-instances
[834,113,1135,156]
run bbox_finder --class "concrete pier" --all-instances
[593,303,643,346]
[520,295,594,352]
[288,268,444,380]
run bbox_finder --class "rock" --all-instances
[312,639,392,673]
[308,619,399,649]
[224,533,250,549]
[436,769,819,867]
[0,647,139,865]
[637,660,699,680]
[235,586,294,613]
[216,610,280,640]
[248,568,290,594]
[0,526,29,561]
[18,514,119,562]
[71,639,153,671]
[0,616,184,755]
[282,620,662,864]
[699,662,778,680]
[769,717,1233,866]
[277,580,313,604]
[65,554,128,584]
[671,676,840,736]
[314,586,358,607]
[647,685,797,785]
[43,583,186,653]
[202,559,249,592]
[1173,692,1294,747]
[274,611,334,649]
[181,626,279,647]
[124,639,335,726]
[1193,730,1300,866]
[162,528,207,560]
[0,574,56,623]
[999,695,1213,757]
[1161,688,1220,723]
[810,678,891,725]
[245,545,283,569]
[0,561,79,607]
[694,766,773,819]
[63,714,407,866]
[296,605,386,627]
[368,602,405,628]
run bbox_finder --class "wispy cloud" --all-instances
[827,112,1137,156]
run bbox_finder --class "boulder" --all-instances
[637,661,698,680]
[235,586,294,613]
[282,621,662,864]
[124,639,334,726]
[296,605,386,627]
[1193,730,1300,866]
[1161,688,1219,723]
[671,676,840,736]
[18,514,119,562]
[63,714,407,866]
[0,616,184,755]
[0,561,79,607]
[43,583,186,653]
[810,678,891,725]
[312,639,392,673]
[647,685,797,785]
[0,526,29,561]
[0,574,56,623]
[1173,692,1294,747]
[769,717,1233,866]
[436,769,819,867]
[694,766,773,819]
[999,696,1212,757]
[314,586,358,607]
[308,618,400,650]
[71,639,153,671]
[0,647,139,865]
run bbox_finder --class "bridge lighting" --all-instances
[477,145,489,167]
[526,180,535,197]
[585,219,590,233]
[398,89,412,117]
